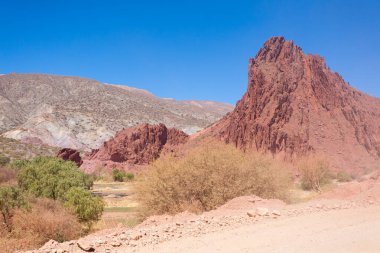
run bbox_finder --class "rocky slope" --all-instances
[205,37,380,172]
[0,74,233,150]
[88,123,188,165]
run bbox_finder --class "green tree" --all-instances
[64,187,104,231]
[16,157,92,200]
[0,186,26,232]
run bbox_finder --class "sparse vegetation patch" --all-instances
[137,141,291,217]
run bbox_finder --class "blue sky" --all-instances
[0,0,379,104]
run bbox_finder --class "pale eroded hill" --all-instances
[0,74,233,149]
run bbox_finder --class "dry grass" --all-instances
[0,166,17,185]
[137,141,291,218]
[0,198,82,253]
[298,155,332,192]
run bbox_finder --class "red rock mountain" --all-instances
[206,36,380,172]
[88,123,189,165]
[57,148,83,167]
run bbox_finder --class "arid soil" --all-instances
[23,175,380,253]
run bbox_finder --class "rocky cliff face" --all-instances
[88,123,188,165]
[0,74,233,150]
[207,37,380,171]
[57,148,83,167]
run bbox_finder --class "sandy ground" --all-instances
[135,205,380,253]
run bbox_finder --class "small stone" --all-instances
[119,235,128,241]
[131,233,143,240]
[111,241,122,247]
[256,207,269,216]
[77,242,95,252]
[272,210,281,216]
[247,211,256,217]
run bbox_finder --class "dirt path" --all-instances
[31,178,380,253]
[134,205,380,253]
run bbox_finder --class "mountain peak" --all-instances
[206,37,380,173]
[254,36,303,64]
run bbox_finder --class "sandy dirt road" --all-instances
[134,205,380,253]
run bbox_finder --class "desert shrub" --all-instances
[0,167,17,185]
[299,155,331,191]
[16,156,92,200]
[64,187,105,231]
[91,166,113,182]
[137,142,291,217]
[126,172,135,181]
[112,168,127,182]
[0,155,10,166]
[0,198,81,253]
[0,186,26,232]
[336,171,352,182]
[241,155,291,200]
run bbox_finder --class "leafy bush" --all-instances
[16,157,93,200]
[0,156,10,166]
[0,186,26,232]
[112,169,126,182]
[337,171,352,182]
[64,187,104,231]
[0,198,81,253]
[299,155,331,191]
[137,142,291,217]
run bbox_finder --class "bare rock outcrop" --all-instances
[206,36,380,172]
[88,123,189,165]
[57,148,83,167]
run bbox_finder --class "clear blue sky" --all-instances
[0,0,379,104]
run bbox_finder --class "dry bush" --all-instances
[0,166,17,185]
[0,198,82,253]
[336,171,352,182]
[299,155,332,191]
[91,166,113,182]
[137,142,291,217]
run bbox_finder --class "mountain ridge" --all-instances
[0,73,233,150]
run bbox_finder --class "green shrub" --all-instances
[0,186,26,232]
[337,171,352,182]
[16,157,92,200]
[0,156,10,166]
[112,169,126,182]
[126,172,134,181]
[137,141,291,217]
[64,187,104,231]
[299,155,331,192]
